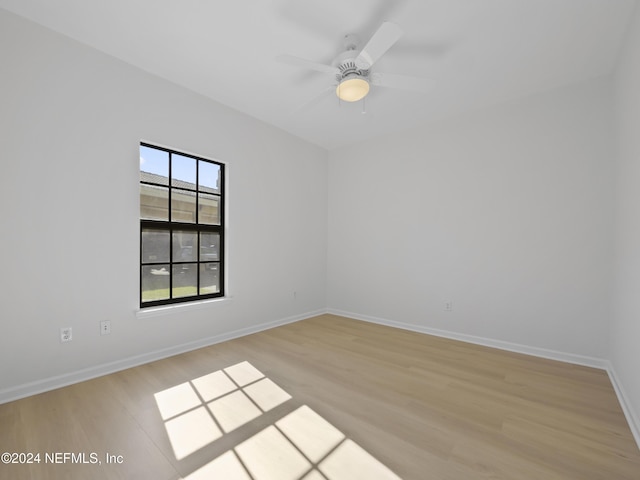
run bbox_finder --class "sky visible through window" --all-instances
[140,145,219,190]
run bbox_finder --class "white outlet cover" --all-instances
[100,320,111,335]
[60,327,72,342]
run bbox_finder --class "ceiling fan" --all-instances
[277,22,434,108]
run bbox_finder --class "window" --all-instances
[139,143,224,307]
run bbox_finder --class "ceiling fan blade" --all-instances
[276,55,338,75]
[356,22,403,68]
[370,72,434,93]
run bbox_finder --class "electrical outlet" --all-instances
[60,327,72,343]
[445,301,453,312]
[100,320,111,335]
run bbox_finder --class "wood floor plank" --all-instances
[0,314,638,479]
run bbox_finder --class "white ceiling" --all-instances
[1,0,637,150]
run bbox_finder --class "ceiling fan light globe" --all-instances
[336,77,370,102]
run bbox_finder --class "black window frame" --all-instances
[139,142,225,308]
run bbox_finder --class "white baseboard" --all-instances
[327,309,607,369]
[605,361,640,450]
[0,309,326,405]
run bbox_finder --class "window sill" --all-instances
[135,296,232,319]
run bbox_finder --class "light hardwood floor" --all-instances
[0,314,639,479]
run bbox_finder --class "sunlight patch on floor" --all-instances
[154,382,202,420]
[191,370,237,401]
[275,405,345,463]
[244,378,293,411]
[208,389,262,433]
[154,361,291,460]
[319,439,400,480]
[180,450,252,480]
[157,361,401,479]
[224,361,266,386]
[182,405,401,480]
[164,406,222,460]
[235,425,312,480]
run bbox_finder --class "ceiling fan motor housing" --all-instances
[333,50,370,83]
[336,61,369,83]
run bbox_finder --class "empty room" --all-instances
[1,1,640,479]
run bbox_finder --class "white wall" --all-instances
[328,78,615,360]
[612,3,640,442]
[0,10,327,399]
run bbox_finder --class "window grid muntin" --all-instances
[140,143,224,308]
